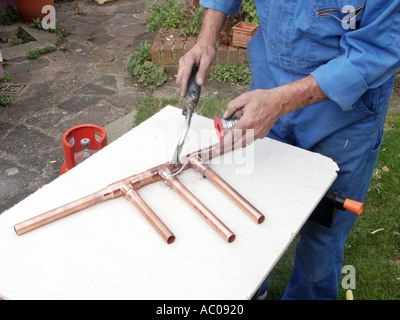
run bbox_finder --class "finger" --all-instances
[196,54,214,87]
[223,94,247,119]
[229,112,257,147]
[177,58,196,97]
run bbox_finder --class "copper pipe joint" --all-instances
[161,168,235,243]
[190,156,265,224]
[122,185,175,244]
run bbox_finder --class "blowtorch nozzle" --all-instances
[170,67,201,166]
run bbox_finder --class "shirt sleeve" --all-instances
[311,0,400,111]
[199,0,242,15]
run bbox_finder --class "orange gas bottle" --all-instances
[60,124,107,174]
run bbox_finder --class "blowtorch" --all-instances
[170,67,201,166]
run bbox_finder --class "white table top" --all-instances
[0,105,338,300]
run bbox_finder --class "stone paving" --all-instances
[0,0,248,214]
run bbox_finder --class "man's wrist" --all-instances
[196,8,227,47]
[278,75,328,115]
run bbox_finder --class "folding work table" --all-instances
[0,105,338,300]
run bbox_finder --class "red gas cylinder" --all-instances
[60,124,107,174]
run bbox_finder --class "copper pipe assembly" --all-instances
[14,142,264,244]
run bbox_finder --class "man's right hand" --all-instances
[175,8,227,97]
[176,40,216,98]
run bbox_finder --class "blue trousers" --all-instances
[248,34,394,299]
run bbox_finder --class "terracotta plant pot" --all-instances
[14,0,54,23]
[232,21,259,48]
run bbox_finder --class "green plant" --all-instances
[128,41,168,89]
[128,41,152,68]
[29,17,43,30]
[132,61,168,89]
[146,0,185,34]
[178,6,204,37]
[10,28,35,46]
[240,0,259,24]
[146,0,204,37]
[11,36,23,46]
[28,45,58,60]
[208,62,252,85]
[0,93,13,107]
[0,4,20,25]
[0,71,11,83]
[54,25,67,47]
[26,24,68,60]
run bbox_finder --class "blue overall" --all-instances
[200,0,400,299]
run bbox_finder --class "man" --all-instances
[176,1,400,299]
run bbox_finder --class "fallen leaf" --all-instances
[371,228,384,234]
[346,289,354,300]
[373,169,382,180]
[382,166,390,172]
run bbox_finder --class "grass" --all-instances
[133,97,228,127]
[134,96,400,300]
[339,111,400,300]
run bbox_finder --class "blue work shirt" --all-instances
[200,0,400,111]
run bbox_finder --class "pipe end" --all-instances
[228,234,236,243]
[167,235,176,244]
[14,224,23,236]
[258,215,265,224]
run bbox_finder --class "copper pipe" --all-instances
[122,185,175,244]
[14,190,106,236]
[190,156,265,224]
[161,167,235,243]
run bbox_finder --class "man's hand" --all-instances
[222,75,328,148]
[176,39,216,97]
[176,8,227,97]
